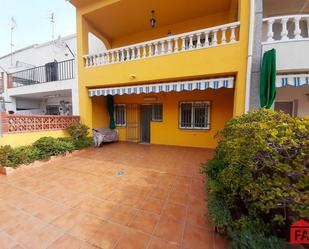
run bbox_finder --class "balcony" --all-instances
[262,14,309,72]
[8,59,75,88]
[83,22,240,68]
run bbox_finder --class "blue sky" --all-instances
[0,0,76,56]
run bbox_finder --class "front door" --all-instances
[140,105,152,143]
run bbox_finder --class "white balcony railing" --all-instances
[263,14,309,43]
[83,22,240,68]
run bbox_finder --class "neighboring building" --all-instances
[0,34,78,116]
[250,0,309,117]
[69,0,251,149]
[0,33,105,116]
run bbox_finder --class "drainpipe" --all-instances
[245,0,255,113]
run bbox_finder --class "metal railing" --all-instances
[8,59,75,88]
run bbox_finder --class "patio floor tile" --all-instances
[0,143,218,249]
[128,210,159,234]
[153,215,185,244]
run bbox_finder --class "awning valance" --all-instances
[89,77,234,97]
[277,74,309,88]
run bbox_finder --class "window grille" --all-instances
[179,101,210,129]
[114,104,126,126]
[152,104,163,121]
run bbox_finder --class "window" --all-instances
[152,104,163,121]
[114,104,126,126]
[179,101,210,129]
[274,101,295,117]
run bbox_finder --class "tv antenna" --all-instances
[49,12,55,40]
[10,17,17,66]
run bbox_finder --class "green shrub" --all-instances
[7,146,42,167]
[203,109,309,243]
[65,123,89,140]
[229,229,286,249]
[73,137,94,149]
[33,137,75,158]
[0,145,14,167]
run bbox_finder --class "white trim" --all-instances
[89,77,234,97]
[179,101,211,130]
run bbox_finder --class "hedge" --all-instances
[202,109,309,248]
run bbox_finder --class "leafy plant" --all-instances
[203,109,309,244]
[65,123,89,140]
[33,137,75,158]
[0,145,14,167]
[7,146,42,167]
[229,229,286,249]
[73,137,94,149]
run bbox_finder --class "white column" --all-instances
[181,37,186,51]
[154,42,159,56]
[221,28,227,44]
[167,39,172,53]
[204,32,209,47]
[267,19,275,42]
[196,33,202,48]
[189,35,194,49]
[293,16,302,39]
[212,30,218,46]
[174,38,179,51]
[280,17,289,41]
[142,45,147,58]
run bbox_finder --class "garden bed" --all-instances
[0,123,93,175]
[0,149,88,175]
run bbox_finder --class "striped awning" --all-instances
[89,77,234,97]
[277,74,309,88]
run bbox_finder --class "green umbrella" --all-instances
[107,95,116,129]
[260,49,277,109]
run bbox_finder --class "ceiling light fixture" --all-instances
[150,10,156,28]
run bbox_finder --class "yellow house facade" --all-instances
[70,0,251,148]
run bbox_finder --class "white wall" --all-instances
[276,85,309,117]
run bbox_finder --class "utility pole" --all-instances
[10,17,17,67]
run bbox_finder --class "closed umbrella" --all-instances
[260,49,276,109]
[107,95,116,129]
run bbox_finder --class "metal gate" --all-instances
[126,104,140,143]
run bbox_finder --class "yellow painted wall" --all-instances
[92,89,234,148]
[75,0,251,147]
[0,130,68,148]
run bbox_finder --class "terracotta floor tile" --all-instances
[47,233,83,249]
[153,216,185,244]
[148,237,180,249]
[109,205,137,226]
[183,224,213,249]
[141,197,165,215]
[88,221,127,249]
[0,143,219,249]
[114,229,150,249]
[22,224,64,249]
[163,202,187,222]
[129,210,159,234]
[68,214,102,240]
[35,203,68,223]
[168,191,189,206]
[186,206,213,231]
[51,209,86,231]
[150,187,170,200]
[0,232,18,249]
